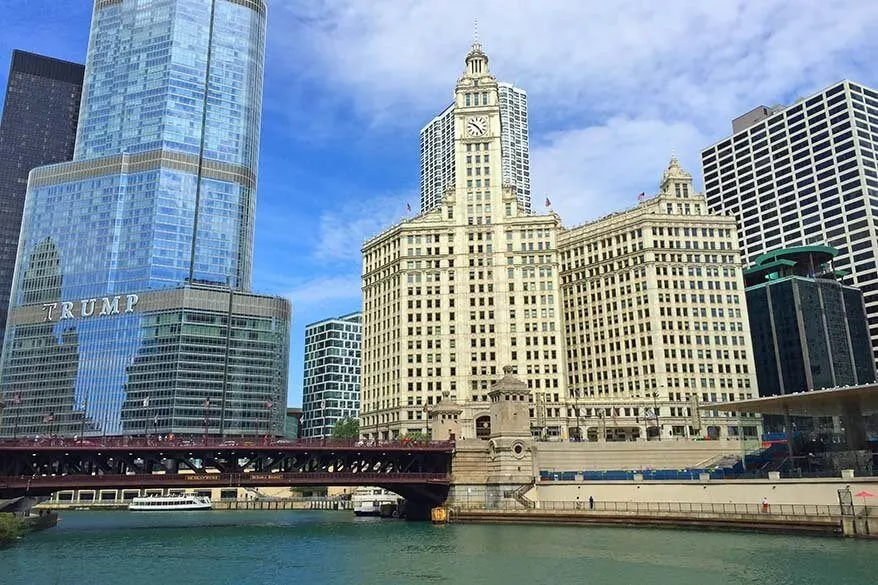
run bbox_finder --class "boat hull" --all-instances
[128,504,213,511]
[128,496,213,511]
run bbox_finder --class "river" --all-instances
[0,510,874,584]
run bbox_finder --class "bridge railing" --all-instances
[0,437,455,450]
[452,499,875,518]
[2,471,451,488]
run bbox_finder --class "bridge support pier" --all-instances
[446,368,538,510]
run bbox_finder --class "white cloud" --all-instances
[273,0,878,119]
[271,0,878,204]
[283,275,362,305]
[532,117,711,225]
[314,191,416,262]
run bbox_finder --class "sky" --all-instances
[1,0,878,407]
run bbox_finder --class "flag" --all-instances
[43,413,54,423]
[266,400,274,409]
[637,192,645,202]
[545,197,551,208]
[406,203,412,213]
[13,392,21,405]
[142,396,150,408]
[204,398,210,408]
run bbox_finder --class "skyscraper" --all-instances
[0,0,290,438]
[363,42,565,440]
[420,81,531,214]
[744,245,875,399]
[701,80,878,364]
[0,51,84,353]
[301,313,362,439]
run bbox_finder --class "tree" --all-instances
[331,417,360,440]
[0,514,26,548]
[401,431,429,444]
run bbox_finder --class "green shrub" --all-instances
[0,513,26,547]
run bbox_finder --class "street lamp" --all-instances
[79,397,88,444]
[651,391,662,441]
[265,400,274,440]
[203,397,210,442]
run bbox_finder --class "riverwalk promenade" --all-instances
[448,499,878,538]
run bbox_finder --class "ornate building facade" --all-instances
[559,159,761,441]
[362,42,565,440]
[361,42,761,442]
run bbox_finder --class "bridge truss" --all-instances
[0,439,454,506]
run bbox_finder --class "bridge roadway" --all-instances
[0,437,454,508]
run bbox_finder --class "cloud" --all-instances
[270,0,878,204]
[273,0,878,119]
[283,275,362,306]
[532,117,711,225]
[315,191,416,263]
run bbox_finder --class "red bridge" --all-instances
[0,438,454,511]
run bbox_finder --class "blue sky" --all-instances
[2,0,878,406]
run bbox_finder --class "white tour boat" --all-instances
[351,487,399,516]
[128,494,213,511]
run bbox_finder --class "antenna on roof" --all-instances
[473,17,480,45]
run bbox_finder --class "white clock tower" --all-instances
[453,41,503,212]
[361,40,567,441]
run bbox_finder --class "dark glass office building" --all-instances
[745,246,876,409]
[0,0,289,438]
[0,51,84,353]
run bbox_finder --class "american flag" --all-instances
[545,197,552,208]
[203,398,210,408]
[266,400,274,409]
[43,413,54,423]
[637,192,646,202]
[13,392,21,405]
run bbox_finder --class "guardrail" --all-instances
[0,437,455,450]
[1,471,452,491]
[539,468,867,481]
[452,499,878,518]
[39,497,354,511]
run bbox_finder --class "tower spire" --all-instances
[463,20,490,78]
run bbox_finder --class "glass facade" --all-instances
[0,0,285,438]
[302,313,361,439]
[0,51,84,353]
[747,278,876,398]
[703,81,878,366]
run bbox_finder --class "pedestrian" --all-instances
[762,496,769,513]
[589,495,595,510]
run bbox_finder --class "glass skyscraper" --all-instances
[0,0,290,438]
[0,51,84,355]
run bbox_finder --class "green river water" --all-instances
[0,510,874,585]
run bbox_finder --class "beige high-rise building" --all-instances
[559,158,761,441]
[361,42,566,440]
[361,42,761,442]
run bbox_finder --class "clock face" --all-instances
[467,116,488,137]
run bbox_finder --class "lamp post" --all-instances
[265,400,274,440]
[219,276,234,438]
[79,397,88,444]
[142,396,151,438]
[652,391,661,441]
[203,397,210,443]
[12,392,21,440]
